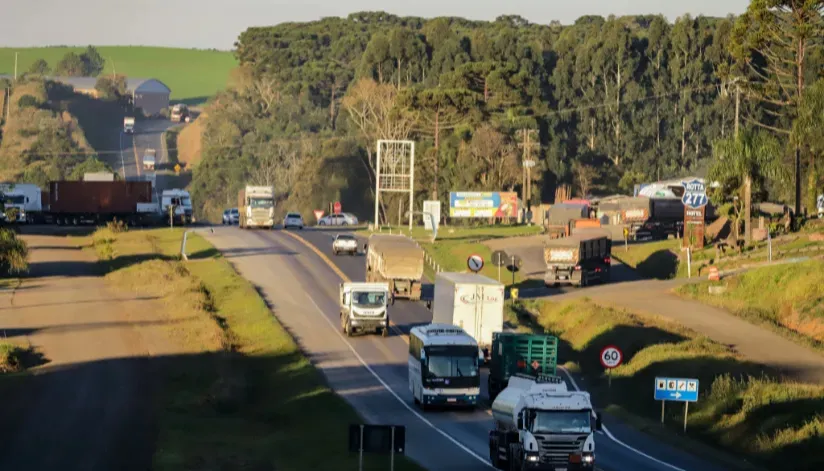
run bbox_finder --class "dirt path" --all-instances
[0,233,176,471]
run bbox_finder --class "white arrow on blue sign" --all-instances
[654,377,699,402]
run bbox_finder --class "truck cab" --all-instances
[161,189,193,225]
[0,183,42,223]
[490,374,601,471]
[339,282,391,337]
[123,116,135,134]
[143,149,156,171]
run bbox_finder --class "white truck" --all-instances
[143,149,156,171]
[431,272,504,363]
[489,374,601,471]
[0,183,42,223]
[161,189,193,225]
[238,185,275,229]
[123,116,135,134]
[339,282,392,337]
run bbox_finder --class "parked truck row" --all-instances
[0,180,194,226]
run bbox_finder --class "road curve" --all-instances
[204,226,731,471]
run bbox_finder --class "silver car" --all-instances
[318,213,358,226]
[222,208,239,225]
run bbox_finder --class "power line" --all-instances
[5,82,724,158]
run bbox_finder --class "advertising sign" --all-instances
[422,200,441,230]
[449,192,518,218]
[681,179,708,249]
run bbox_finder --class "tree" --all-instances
[81,46,105,77]
[461,124,520,189]
[55,52,87,76]
[572,161,598,197]
[95,75,127,101]
[27,59,50,76]
[710,128,786,243]
[68,156,113,180]
[0,229,28,275]
[731,1,824,216]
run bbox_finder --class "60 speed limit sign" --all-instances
[600,345,623,369]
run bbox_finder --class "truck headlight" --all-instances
[525,452,539,462]
[583,453,594,463]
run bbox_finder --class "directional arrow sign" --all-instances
[655,377,699,402]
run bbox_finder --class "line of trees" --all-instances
[190,5,823,226]
[25,46,106,77]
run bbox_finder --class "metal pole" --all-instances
[607,368,611,388]
[497,259,501,283]
[661,400,665,424]
[374,142,381,229]
[511,255,516,287]
[768,230,773,262]
[683,402,689,433]
[686,247,691,279]
[390,426,396,471]
[358,425,364,471]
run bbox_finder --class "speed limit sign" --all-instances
[600,345,623,369]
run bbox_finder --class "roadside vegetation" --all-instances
[1,46,236,103]
[91,226,422,471]
[510,298,824,471]
[678,260,824,353]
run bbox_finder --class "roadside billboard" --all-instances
[449,192,518,218]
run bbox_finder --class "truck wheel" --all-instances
[382,327,388,338]
[344,320,353,337]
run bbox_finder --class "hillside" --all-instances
[0,46,236,104]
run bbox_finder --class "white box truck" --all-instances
[123,116,135,134]
[431,272,505,362]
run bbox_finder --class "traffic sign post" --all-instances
[654,377,699,432]
[333,201,342,215]
[467,254,484,273]
[490,250,508,282]
[599,345,623,388]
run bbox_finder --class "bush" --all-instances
[17,94,40,109]
[0,229,28,274]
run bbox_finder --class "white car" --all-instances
[332,234,358,255]
[283,212,304,230]
[318,213,358,226]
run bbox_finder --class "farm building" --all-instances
[0,74,171,116]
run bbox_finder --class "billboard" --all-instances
[449,192,518,218]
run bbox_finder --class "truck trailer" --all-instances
[238,186,275,229]
[43,181,157,226]
[365,234,424,300]
[488,333,558,401]
[432,272,504,362]
[544,230,611,287]
[489,374,600,471]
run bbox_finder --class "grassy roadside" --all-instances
[509,298,823,471]
[92,226,423,471]
[163,125,184,168]
[677,260,824,354]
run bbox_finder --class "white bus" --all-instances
[408,323,480,409]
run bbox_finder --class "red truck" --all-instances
[43,181,160,225]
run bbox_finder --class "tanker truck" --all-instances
[365,234,424,301]
[489,374,601,471]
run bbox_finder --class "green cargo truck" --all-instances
[487,332,558,401]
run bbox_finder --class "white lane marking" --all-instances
[305,295,495,469]
[558,367,686,471]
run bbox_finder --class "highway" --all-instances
[117,118,176,198]
[203,226,731,471]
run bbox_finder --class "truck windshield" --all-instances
[250,198,273,209]
[532,410,592,434]
[181,197,192,208]
[3,195,25,205]
[352,291,385,308]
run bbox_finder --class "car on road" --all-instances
[332,234,359,255]
[223,208,239,225]
[283,212,304,230]
[318,213,358,226]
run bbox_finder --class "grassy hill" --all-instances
[0,46,237,104]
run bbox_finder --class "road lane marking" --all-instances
[132,134,142,177]
[558,367,686,471]
[281,230,409,343]
[304,294,495,469]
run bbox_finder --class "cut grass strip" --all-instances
[96,228,423,471]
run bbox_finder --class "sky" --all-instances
[1,0,751,50]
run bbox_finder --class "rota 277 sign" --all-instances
[681,179,708,209]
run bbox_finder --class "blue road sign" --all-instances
[654,377,699,402]
[681,179,708,209]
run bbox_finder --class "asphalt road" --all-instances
[118,118,176,198]
[204,226,731,471]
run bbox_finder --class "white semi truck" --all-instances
[161,189,193,225]
[238,185,275,229]
[489,374,601,471]
[0,183,42,223]
[339,282,392,337]
[432,272,504,363]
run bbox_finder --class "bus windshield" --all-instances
[424,345,479,382]
[250,198,273,209]
[532,410,592,434]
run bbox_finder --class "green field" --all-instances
[0,46,237,104]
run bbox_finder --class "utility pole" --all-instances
[517,129,539,213]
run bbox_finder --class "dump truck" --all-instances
[432,272,504,363]
[339,282,392,337]
[238,185,275,229]
[488,332,558,402]
[365,234,424,301]
[489,374,601,471]
[544,230,611,287]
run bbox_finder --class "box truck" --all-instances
[431,272,504,362]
